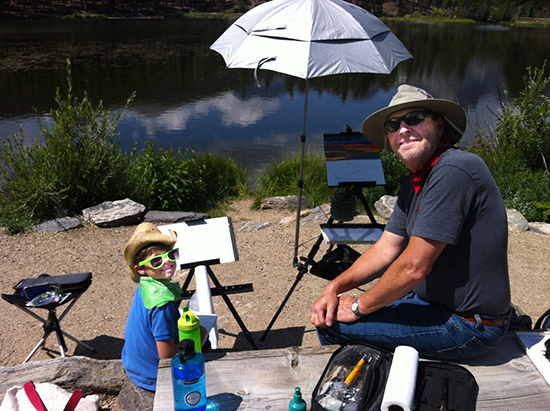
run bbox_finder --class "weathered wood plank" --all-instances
[154,335,550,410]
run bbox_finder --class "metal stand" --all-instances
[179,262,258,350]
[10,295,97,363]
[260,183,384,342]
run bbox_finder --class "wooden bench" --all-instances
[154,334,550,410]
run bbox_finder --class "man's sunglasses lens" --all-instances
[384,111,433,132]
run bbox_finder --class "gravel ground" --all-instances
[1,199,549,368]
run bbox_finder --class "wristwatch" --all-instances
[351,299,365,317]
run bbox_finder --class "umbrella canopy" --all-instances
[210,0,412,80]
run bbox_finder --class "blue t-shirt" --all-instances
[122,285,180,390]
[386,148,511,316]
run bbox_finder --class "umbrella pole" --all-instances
[292,80,309,267]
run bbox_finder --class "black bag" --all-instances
[311,344,478,411]
[310,245,361,281]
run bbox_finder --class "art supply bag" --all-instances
[311,344,478,411]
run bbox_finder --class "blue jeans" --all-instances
[316,292,510,360]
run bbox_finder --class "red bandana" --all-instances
[408,139,454,194]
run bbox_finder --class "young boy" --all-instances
[119,222,182,410]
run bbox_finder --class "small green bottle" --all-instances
[289,387,307,411]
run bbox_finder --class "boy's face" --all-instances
[135,248,177,281]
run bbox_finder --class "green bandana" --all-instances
[140,276,182,310]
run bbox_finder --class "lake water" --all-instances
[1,18,549,172]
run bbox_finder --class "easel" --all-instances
[260,182,385,341]
[261,131,386,342]
[158,217,258,350]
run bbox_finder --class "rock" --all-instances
[0,356,125,403]
[507,208,529,233]
[529,222,550,235]
[143,210,210,223]
[238,221,273,231]
[82,199,145,228]
[33,217,82,233]
[300,204,330,224]
[261,195,310,210]
[374,195,397,219]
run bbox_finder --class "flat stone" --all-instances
[529,222,550,236]
[33,217,82,233]
[143,210,209,223]
[238,221,273,231]
[261,195,310,210]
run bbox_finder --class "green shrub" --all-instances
[471,61,550,222]
[128,143,248,213]
[0,60,133,233]
[252,152,332,209]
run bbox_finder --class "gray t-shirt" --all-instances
[386,148,511,316]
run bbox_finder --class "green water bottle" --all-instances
[289,387,307,411]
[178,309,202,353]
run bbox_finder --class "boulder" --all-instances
[507,208,529,233]
[374,195,397,219]
[82,199,145,228]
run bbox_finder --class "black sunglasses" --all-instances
[383,110,436,133]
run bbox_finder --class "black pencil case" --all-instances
[311,343,478,411]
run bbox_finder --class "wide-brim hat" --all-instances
[124,222,177,283]
[361,84,467,150]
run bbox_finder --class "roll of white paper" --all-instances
[381,345,419,411]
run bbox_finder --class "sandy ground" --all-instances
[1,199,549,399]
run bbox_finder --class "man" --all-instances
[311,85,511,360]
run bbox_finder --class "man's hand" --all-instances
[335,295,363,323]
[310,289,339,328]
[311,292,365,327]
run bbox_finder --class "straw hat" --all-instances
[124,222,177,283]
[361,85,467,150]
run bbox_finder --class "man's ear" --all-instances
[437,116,446,137]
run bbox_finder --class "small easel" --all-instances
[159,217,258,350]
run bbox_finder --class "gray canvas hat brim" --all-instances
[361,85,467,150]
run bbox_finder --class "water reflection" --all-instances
[1,18,549,171]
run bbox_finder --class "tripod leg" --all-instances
[23,337,48,364]
[260,225,330,342]
[206,267,258,350]
[50,311,68,357]
[260,265,308,342]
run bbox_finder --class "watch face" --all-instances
[352,300,359,314]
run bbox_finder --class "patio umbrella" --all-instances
[210,0,412,266]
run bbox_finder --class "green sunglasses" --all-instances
[138,248,179,269]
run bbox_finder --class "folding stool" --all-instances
[2,272,96,363]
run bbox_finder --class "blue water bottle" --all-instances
[172,339,207,411]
